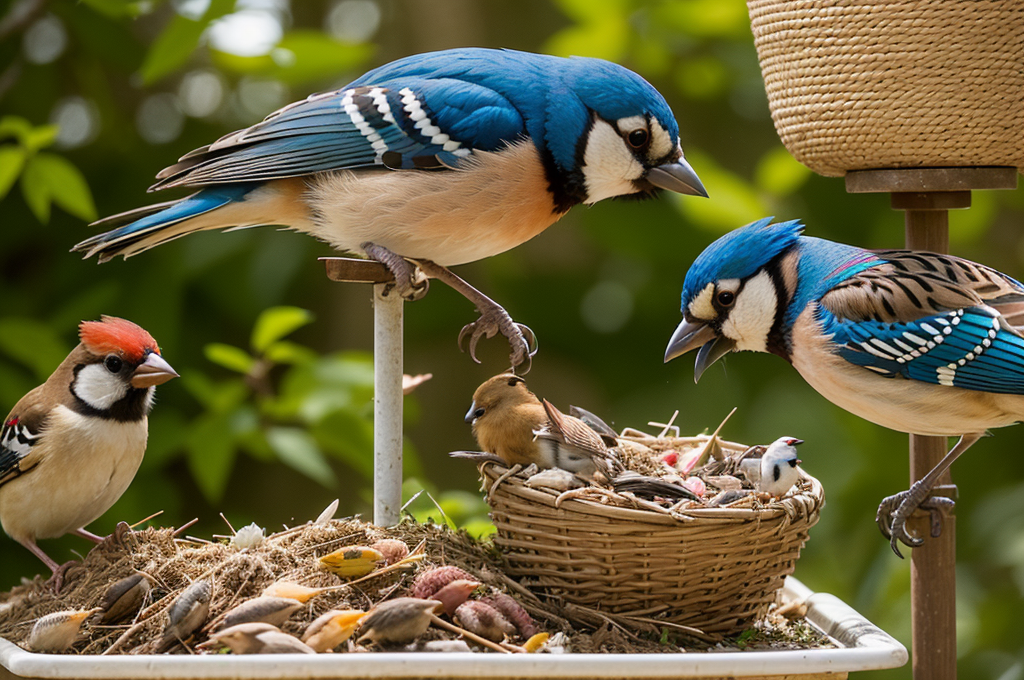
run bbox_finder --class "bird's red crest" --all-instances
[79,316,159,362]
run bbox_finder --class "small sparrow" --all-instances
[209,623,316,655]
[757,437,803,497]
[25,608,101,653]
[460,374,618,477]
[356,597,443,646]
[301,610,366,653]
[0,317,178,582]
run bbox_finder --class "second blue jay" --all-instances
[664,217,1024,556]
[74,48,706,371]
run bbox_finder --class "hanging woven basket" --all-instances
[746,0,1024,177]
[480,436,824,636]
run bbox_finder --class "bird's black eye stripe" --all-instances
[473,408,485,419]
[716,290,736,307]
[788,459,799,467]
[104,355,123,373]
[627,129,649,149]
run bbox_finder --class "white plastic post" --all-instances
[373,283,403,526]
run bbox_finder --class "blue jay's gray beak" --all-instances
[664,319,736,383]
[647,157,708,198]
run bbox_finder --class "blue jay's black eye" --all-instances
[473,408,485,419]
[716,290,736,307]
[626,129,649,149]
[104,355,123,373]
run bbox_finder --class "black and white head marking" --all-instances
[579,113,678,204]
[71,354,154,422]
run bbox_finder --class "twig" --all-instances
[429,614,512,654]
[172,518,199,537]
[219,513,236,535]
[129,510,164,529]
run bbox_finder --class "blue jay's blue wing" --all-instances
[152,77,526,190]
[819,250,1024,394]
[828,306,1024,394]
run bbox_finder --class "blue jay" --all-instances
[74,48,706,371]
[664,217,1024,556]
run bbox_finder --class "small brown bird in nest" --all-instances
[453,374,620,479]
[356,598,443,646]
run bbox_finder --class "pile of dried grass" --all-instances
[0,513,830,656]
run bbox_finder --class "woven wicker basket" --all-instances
[481,436,824,636]
[747,0,1024,177]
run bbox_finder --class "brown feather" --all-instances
[821,250,1024,324]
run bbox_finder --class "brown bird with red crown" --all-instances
[456,374,619,478]
[0,316,177,585]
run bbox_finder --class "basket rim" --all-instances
[480,435,824,526]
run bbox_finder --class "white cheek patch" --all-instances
[581,119,645,204]
[73,363,128,411]
[648,121,674,161]
[688,283,717,320]
[721,271,778,351]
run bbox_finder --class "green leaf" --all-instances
[24,125,59,153]
[181,372,250,412]
[186,411,238,503]
[263,340,317,365]
[312,409,374,479]
[0,318,70,381]
[212,32,374,85]
[754,147,812,197]
[266,426,337,487]
[0,117,32,145]
[251,306,314,353]
[205,343,256,374]
[0,147,26,200]
[20,156,50,222]
[140,0,234,84]
[29,153,96,221]
[545,18,629,61]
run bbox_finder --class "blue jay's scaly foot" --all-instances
[876,485,955,558]
[875,432,982,558]
[361,242,429,301]
[415,260,538,374]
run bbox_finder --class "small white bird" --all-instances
[0,317,178,584]
[757,437,803,497]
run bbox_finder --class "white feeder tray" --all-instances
[0,577,906,680]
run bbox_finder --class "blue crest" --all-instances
[681,217,804,310]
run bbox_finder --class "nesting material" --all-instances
[0,518,831,655]
[746,0,1024,176]
[482,432,824,636]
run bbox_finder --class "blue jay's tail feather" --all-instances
[74,184,276,263]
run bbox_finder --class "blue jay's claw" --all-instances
[361,242,430,301]
[410,258,538,373]
[458,317,538,374]
[876,482,956,558]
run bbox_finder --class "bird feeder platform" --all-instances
[0,576,906,680]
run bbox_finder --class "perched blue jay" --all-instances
[664,217,1024,556]
[74,48,706,371]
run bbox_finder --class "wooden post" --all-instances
[322,258,405,527]
[847,167,1018,680]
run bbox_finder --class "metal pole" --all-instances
[902,201,956,680]
[373,283,403,526]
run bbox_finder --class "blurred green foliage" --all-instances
[1,0,1023,677]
